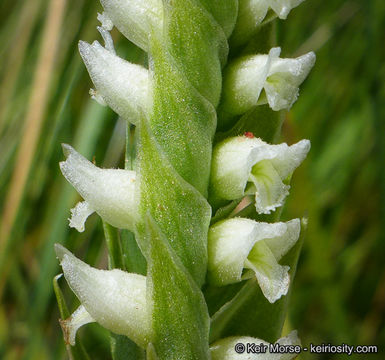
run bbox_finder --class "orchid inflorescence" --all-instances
[55,0,315,358]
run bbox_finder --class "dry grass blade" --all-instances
[0,0,67,297]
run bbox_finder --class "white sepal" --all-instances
[59,144,138,230]
[211,136,310,214]
[59,305,95,346]
[210,330,301,359]
[208,218,300,303]
[221,47,315,115]
[79,40,149,125]
[55,244,151,348]
[100,0,163,51]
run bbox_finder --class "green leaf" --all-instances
[216,104,283,142]
[149,35,216,196]
[103,222,124,270]
[199,0,238,38]
[209,219,306,343]
[145,215,210,360]
[137,118,211,286]
[162,0,227,105]
[110,333,145,360]
[120,229,147,275]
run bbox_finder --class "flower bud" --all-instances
[220,47,315,117]
[210,136,310,214]
[208,218,300,303]
[100,0,163,51]
[79,40,149,125]
[55,244,151,348]
[59,144,138,231]
[210,330,300,359]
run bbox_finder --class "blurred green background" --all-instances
[0,0,384,359]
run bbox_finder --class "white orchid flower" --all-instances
[55,244,151,348]
[208,218,300,303]
[232,0,306,47]
[210,330,301,359]
[220,47,315,116]
[99,0,163,51]
[79,40,149,125]
[210,136,310,214]
[59,144,138,232]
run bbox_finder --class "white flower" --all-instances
[99,0,163,51]
[220,47,315,116]
[55,244,151,348]
[210,330,300,359]
[210,136,310,214]
[208,218,300,303]
[59,144,138,231]
[79,40,149,125]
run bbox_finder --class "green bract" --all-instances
[56,0,314,358]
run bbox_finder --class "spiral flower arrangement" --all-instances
[55,0,315,358]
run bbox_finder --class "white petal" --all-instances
[59,305,95,346]
[210,330,301,359]
[68,201,95,232]
[100,0,163,51]
[264,219,301,260]
[55,244,150,348]
[79,40,149,124]
[208,218,287,286]
[265,51,316,111]
[60,144,138,230]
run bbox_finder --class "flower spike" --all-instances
[210,136,310,214]
[55,244,151,348]
[59,144,138,231]
[208,218,300,303]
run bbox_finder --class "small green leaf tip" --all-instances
[208,218,300,303]
[59,144,138,231]
[210,136,310,214]
[55,244,151,348]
